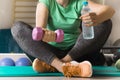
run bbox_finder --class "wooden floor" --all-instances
[0,77,120,80]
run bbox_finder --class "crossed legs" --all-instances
[11,19,112,77]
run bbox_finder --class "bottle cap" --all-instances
[83,1,88,6]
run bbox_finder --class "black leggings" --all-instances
[11,19,112,66]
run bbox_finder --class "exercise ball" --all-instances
[15,57,32,66]
[0,57,15,66]
[115,59,120,70]
[111,39,120,53]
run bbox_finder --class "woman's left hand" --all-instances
[80,12,98,27]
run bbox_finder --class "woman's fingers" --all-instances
[42,30,56,42]
[80,12,98,27]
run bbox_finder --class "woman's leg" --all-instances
[11,21,66,72]
[62,19,112,65]
[11,21,93,77]
[11,21,64,63]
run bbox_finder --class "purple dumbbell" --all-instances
[32,27,43,41]
[32,27,64,42]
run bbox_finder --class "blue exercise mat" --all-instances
[0,66,119,77]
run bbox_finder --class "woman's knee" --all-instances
[101,19,112,31]
[11,21,32,39]
[11,21,25,37]
[95,19,112,36]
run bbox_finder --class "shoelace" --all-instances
[62,63,81,77]
[42,62,57,72]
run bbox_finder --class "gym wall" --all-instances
[0,0,119,46]
[0,0,37,29]
[0,0,103,29]
[0,0,14,29]
[105,0,120,45]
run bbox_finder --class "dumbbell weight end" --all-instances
[55,29,64,42]
[32,27,43,41]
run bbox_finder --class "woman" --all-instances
[11,0,115,77]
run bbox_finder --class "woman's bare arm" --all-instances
[36,2,49,28]
[88,0,115,24]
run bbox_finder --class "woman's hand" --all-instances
[80,12,98,27]
[42,29,56,42]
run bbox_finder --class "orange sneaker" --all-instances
[62,61,92,77]
[32,58,57,72]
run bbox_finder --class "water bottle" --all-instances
[81,1,94,39]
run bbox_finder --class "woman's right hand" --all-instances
[42,29,56,42]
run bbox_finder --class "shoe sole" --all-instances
[79,61,92,77]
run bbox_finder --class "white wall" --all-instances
[105,0,120,44]
[0,0,14,29]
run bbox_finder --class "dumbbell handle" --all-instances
[32,27,64,42]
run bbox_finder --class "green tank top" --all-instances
[39,0,86,50]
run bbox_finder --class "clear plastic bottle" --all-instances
[81,1,94,39]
